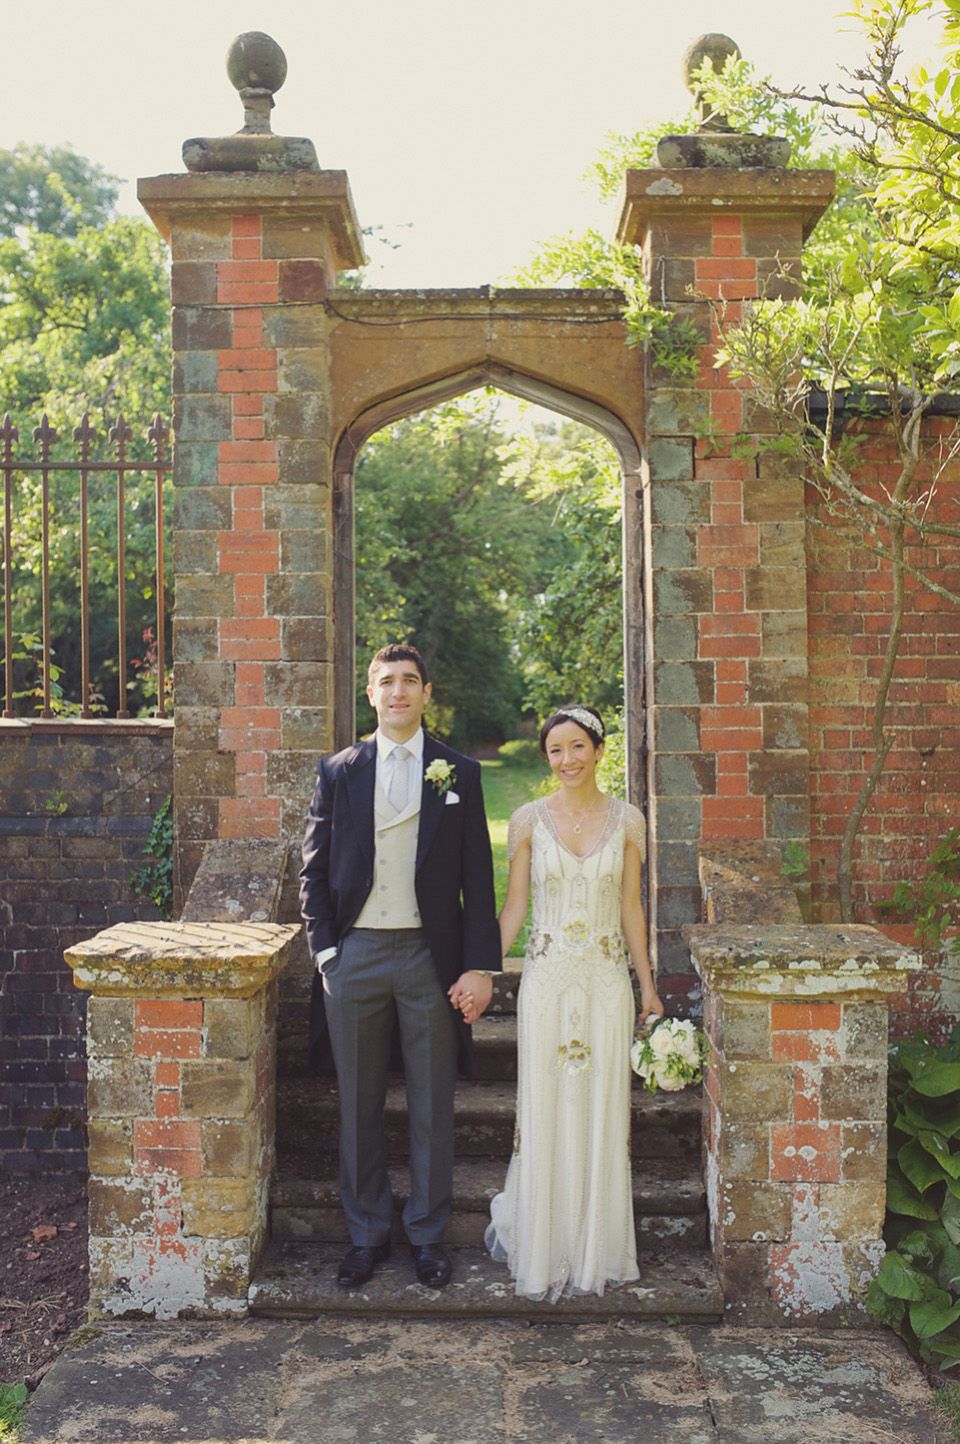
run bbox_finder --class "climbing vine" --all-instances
[129,795,173,918]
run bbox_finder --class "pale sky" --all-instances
[5,0,943,288]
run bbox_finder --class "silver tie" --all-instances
[387,744,413,813]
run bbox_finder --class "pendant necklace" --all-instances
[560,794,601,836]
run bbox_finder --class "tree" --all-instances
[355,397,571,747]
[0,217,170,424]
[0,149,172,715]
[513,430,625,719]
[0,144,119,237]
[761,0,960,379]
[696,7,960,920]
[354,398,631,748]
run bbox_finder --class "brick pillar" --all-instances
[685,920,918,1323]
[138,173,363,909]
[66,920,298,1318]
[617,168,834,1010]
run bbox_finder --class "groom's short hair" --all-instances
[368,643,429,688]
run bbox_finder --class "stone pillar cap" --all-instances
[654,32,789,169]
[182,32,320,174]
[65,920,301,998]
[684,921,920,1001]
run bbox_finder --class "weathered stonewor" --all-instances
[616,158,834,1016]
[136,34,364,913]
[684,918,919,1325]
[65,919,298,1319]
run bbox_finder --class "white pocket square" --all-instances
[445,791,460,805]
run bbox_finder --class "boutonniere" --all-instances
[425,759,456,796]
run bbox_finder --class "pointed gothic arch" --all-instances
[330,356,647,814]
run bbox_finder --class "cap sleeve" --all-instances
[623,801,647,862]
[507,801,535,861]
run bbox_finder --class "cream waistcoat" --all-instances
[354,772,422,929]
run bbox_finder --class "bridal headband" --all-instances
[557,707,604,739]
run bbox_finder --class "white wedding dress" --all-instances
[486,796,644,1301]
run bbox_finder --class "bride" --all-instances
[485,705,662,1300]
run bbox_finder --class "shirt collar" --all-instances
[375,727,425,764]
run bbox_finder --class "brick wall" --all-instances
[0,721,173,1172]
[805,416,960,1034]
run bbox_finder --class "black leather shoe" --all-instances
[337,1243,390,1288]
[412,1243,452,1288]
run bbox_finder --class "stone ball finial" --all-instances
[681,33,741,134]
[681,33,741,95]
[226,32,287,134]
[226,32,288,94]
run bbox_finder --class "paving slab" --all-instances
[18,1317,952,1444]
[18,1321,295,1443]
[688,1325,953,1444]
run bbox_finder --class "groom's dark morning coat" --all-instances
[299,731,501,1075]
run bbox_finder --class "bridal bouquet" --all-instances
[630,1017,707,1095]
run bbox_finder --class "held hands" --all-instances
[448,970,494,1026]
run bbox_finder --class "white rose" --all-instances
[652,1063,684,1092]
[677,1036,702,1068]
[649,1027,674,1060]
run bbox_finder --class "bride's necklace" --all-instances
[558,793,602,836]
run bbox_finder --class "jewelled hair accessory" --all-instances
[557,707,604,739]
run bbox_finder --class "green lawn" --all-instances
[480,756,544,956]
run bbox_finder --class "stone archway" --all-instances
[77,31,918,1330]
[329,347,647,812]
[139,47,833,996]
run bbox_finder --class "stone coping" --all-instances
[326,287,630,317]
[180,839,289,925]
[65,920,300,999]
[683,922,920,1001]
[137,170,363,269]
[0,717,173,735]
[617,166,835,244]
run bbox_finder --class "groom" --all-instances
[299,643,501,1289]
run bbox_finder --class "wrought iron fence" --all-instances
[1,411,171,720]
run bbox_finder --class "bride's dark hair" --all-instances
[539,706,605,756]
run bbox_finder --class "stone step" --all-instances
[487,969,521,1016]
[470,1014,517,1081]
[275,1079,703,1164]
[271,1157,707,1250]
[248,1241,724,1323]
[490,970,519,1016]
